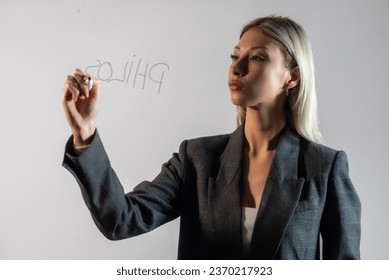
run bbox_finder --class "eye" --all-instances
[251,55,266,62]
[230,54,238,61]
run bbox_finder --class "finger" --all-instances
[74,68,86,76]
[72,74,88,99]
[67,74,88,100]
[75,69,99,98]
[63,84,73,102]
[66,82,80,102]
[65,75,80,96]
[89,76,99,98]
[66,75,81,90]
[63,77,74,102]
[73,70,90,99]
[63,77,77,102]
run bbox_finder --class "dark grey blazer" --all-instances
[63,125,361,259]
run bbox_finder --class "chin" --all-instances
[230,92,248,107]
[230,99,246,107]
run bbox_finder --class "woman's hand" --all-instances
[62,68,100,147]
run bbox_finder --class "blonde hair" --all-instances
[237,16,323,144]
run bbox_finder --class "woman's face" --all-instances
[228,28,293,108]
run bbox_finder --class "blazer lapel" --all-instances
[206,125,244,258]
[249,126,305,259]
[205,125,305,259]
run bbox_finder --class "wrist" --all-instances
[72,125,96,147]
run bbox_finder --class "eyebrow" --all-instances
[234,46,269,51]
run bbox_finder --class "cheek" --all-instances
[248,68,268,91]
[259,67,287,92]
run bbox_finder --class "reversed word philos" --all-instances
[85,55,170,94]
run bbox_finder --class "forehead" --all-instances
[236,28,280,50]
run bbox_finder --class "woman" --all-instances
[62,16,361,259]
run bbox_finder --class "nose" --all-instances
[233,69,241,77]
[230,57,247,77]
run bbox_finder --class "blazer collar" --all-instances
[207,124,305,259]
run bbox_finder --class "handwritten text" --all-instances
[85,55,170,94]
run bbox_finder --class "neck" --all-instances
[243,99,287,155]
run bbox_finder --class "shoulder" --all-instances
[301,138,338,159]
[187,132,232,148]
[298,135,349,176]
[283,125,340,163]
[185,132,233,159]
[180,125,243,163]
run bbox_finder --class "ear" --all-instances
[287,66,300,89]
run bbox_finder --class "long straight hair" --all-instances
[237,16,323,144]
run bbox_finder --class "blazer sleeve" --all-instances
[62,130,185,240]
[320,150,361,259]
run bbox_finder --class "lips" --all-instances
[229,80,244,90]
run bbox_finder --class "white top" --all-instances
[242,207,259,257]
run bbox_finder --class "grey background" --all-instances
[0,0,388,259]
